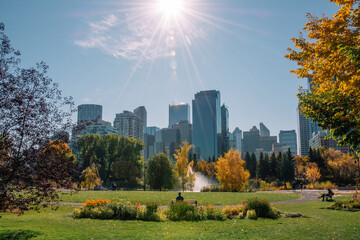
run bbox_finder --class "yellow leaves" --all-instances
[173,141,195,191]
[305,162,321,184]
[215,149,250,192]
[81,164,101,190]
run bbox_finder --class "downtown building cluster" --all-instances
[297,79,351,156]
[72,90,298,161]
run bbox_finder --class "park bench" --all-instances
[319,191,334,201]
[171,199,198,207]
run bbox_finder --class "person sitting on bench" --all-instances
[176,192,184,202]
[319,189,334,201]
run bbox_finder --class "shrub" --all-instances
[259,181,277,191]
[83,199,111,208]
[221,205,244,219]
[327,200,360,211]
[167,202,200,221]
[89,207,114,219]
[200,185,222,192]
[245,198,272,218]
[307,181,337,189]
[142,202,160,221]
[278,182,292,190]
[108,202,137,220]
[247,209,257,219]
[73,207,91,218]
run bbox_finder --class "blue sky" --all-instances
[0,0,339,136]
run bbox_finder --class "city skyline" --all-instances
[0,0,340,136]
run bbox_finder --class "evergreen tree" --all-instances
[269,152,278,181]
[212,155,216,162]
[257,152,269,180]
[249,152,257,178]
[282,149,295,183]
[244,152,251,172]
[277,152,283,181]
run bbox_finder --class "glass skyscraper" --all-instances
[168,103,190,128]
[192,90,221,160]
[77,104,102,124]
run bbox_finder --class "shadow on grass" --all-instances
[0,230,40,240]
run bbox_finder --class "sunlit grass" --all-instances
[59,191,300,205]
[1,201,359,239]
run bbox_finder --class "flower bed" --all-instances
[73,198,290,221]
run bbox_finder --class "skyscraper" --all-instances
[259,122,270,137]
[114,111,144,140]
[219,104,229,156]
[169,103,190,128]
[192,90,221,160]
[77,104,102,124]
[134,106,147,128]
[279,130,297,155]
[172,120,192,145]
[242,126,260,155]
[297,105,310,156]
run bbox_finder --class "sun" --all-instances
[156,0,184,18]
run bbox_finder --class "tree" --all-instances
[285,0,360,151]
[305,162,321,184]
[0,23,75,213]
[215,149,250,192]
[248,152,257,178]
[77,134,144,187]
[281,149,295,184]
[322,148,358,185]
[173,141,195,191]
[147,153,174,191]
[81,164,101,190]
[269,152,279,181]
[257,152,269,180]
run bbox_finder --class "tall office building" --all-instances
[192,90,221,160]
[242,126,260,155]
[169,103,190,128]
[279,130,297,155]
[134,106,147,128]
[229,127,242,152]
[259,122,270,137]
[114,111,144,140]
[77,104,102,124]
[143,127,159,162]
[297,105,310,156]
[155,128,180,159]
[219,104,229,156]
[172,120,192,145]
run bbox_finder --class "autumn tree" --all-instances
[147,153,174,191]
[215,149,250,192]
[173,141,195,191]
[0,23,76,213]
[322,148,358,185]
[285,0,360,151]
[305,162,321,184]
[81,164,101,190]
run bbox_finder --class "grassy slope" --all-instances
[0,196,359,239]
[59,191,300,205]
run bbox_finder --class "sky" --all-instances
[0,0,340,137]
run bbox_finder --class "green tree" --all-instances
[257,152,269,180]
[249,152,257,178]
[147,153,174,191]
[282,149,295,184]
[77,134,101,169]
[285,0,360,151]
[269,152,278,181]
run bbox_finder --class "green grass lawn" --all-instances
[59,191,301,205]
[1,201,359,239]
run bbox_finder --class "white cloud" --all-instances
[74,8,206,64]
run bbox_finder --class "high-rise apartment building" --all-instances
[77,104,102,124]
[134,106,147,128]
[309,130,350,154]
[192,90,221,160]
[279,130,297,155]
[114,111,144,140]
[169,103,190,128]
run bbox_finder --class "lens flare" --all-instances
[157,0,183,17]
